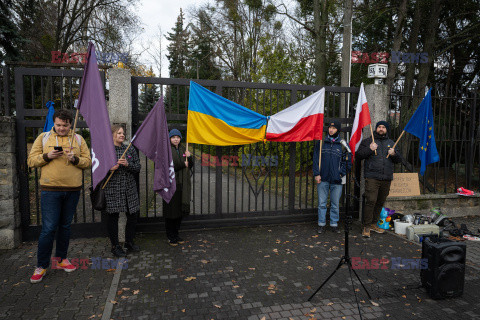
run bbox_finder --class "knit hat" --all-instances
[375,121,390,132]
[328,119,342,131]
[169,128,182,139]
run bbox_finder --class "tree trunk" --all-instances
[385,0,408,97]
[340,0,353,118]
[314,0,327,86]
[414,0,443,103]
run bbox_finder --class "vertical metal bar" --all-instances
[467,91,476,189]
[200,144,204,215]
[288,90,298,213]
[16,69,32,231]
[215,85,223,215]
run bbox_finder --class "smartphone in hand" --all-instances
[54,146,63,152]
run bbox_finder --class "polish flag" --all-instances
[349,83,371,160]
[266,88,325,142]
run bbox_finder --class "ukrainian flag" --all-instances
[187,81,267,146]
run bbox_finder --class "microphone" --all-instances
[340,139,352,153]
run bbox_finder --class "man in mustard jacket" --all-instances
[27,109,91,283]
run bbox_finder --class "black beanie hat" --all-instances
[376,121,390,132]
[328,119,341,131]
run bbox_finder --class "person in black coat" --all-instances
[356,121,402,238]
[163,129,193,246]
[104,124,141,257]
[312,120,352,234]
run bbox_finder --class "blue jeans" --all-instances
[317,181,343,227]
[37,191,80,268]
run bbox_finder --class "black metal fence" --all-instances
[389,85,480,193]
[131,78,360,229]
[14,67,106,240]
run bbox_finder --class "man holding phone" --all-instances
[27,109,91,283]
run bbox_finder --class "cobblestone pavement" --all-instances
[2,221,480,320]
[0,237,114,320]
[452,216,480,267]
[111,223,480,320]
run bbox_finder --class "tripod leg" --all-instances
[308,257,346,301]
[347,260,364,320]
[348,261,372,300]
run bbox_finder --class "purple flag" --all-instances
[77,42,117,189]
[131,97,176,203]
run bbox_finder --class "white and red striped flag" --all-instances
[349,83,372,160]
[266,88,325,142]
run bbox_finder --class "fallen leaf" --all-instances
[214,304,222,308]
[237,295,243,299]
[106,269,115,272]
[310,308,317,312]
[133,290,140,295]
[184,276,197,281]
[121,296,128,299]
[327,302,334,306]
[233,285,239,288]
[181,309,186,313]
[405,303,410,306]
[85,295,93,299]
[117,290,123,295]
[307,266,313,270]
[122,288,130,291]
[145,273,152,278]
[110,300,117,304]
[355,288,360,292]
[200,260,209,264]
[402,295,407,299]
[248,268,255,271]
[261,317,266,320]
[264,255,270,258]
[164,290,169,293]
[371,301,379,306]
[88,316,95,319]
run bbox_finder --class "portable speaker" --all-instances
[421,236,466,299]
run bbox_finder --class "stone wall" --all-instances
[0,116,21,249]
[385,194,480,217]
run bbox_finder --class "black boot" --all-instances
[125,242,140,252]
[111,245,127,257]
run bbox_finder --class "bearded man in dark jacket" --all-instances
[356,121,402,238]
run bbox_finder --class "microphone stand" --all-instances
[308,171,371,320]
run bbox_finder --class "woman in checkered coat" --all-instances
[104,124,141,257]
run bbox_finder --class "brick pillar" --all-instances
[0,116,21,248]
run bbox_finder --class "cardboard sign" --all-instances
[388,173,421,197]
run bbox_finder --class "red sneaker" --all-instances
[58,258,76,272]
[30,267,46,283]
[457,187,474,196]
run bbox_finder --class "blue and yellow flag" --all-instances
[403,88,440,175]
[187,81,267,145]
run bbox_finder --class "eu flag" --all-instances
[403,88,440,175]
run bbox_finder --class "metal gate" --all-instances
[131,77,360,232]
[14,66,359,240]
[15,67,106,241]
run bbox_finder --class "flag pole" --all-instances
[70,109,80,149]
[369,124,377,155]
[102,142,132,189]
[386,130,405,158]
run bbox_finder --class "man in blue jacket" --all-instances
[313,120,352,234]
